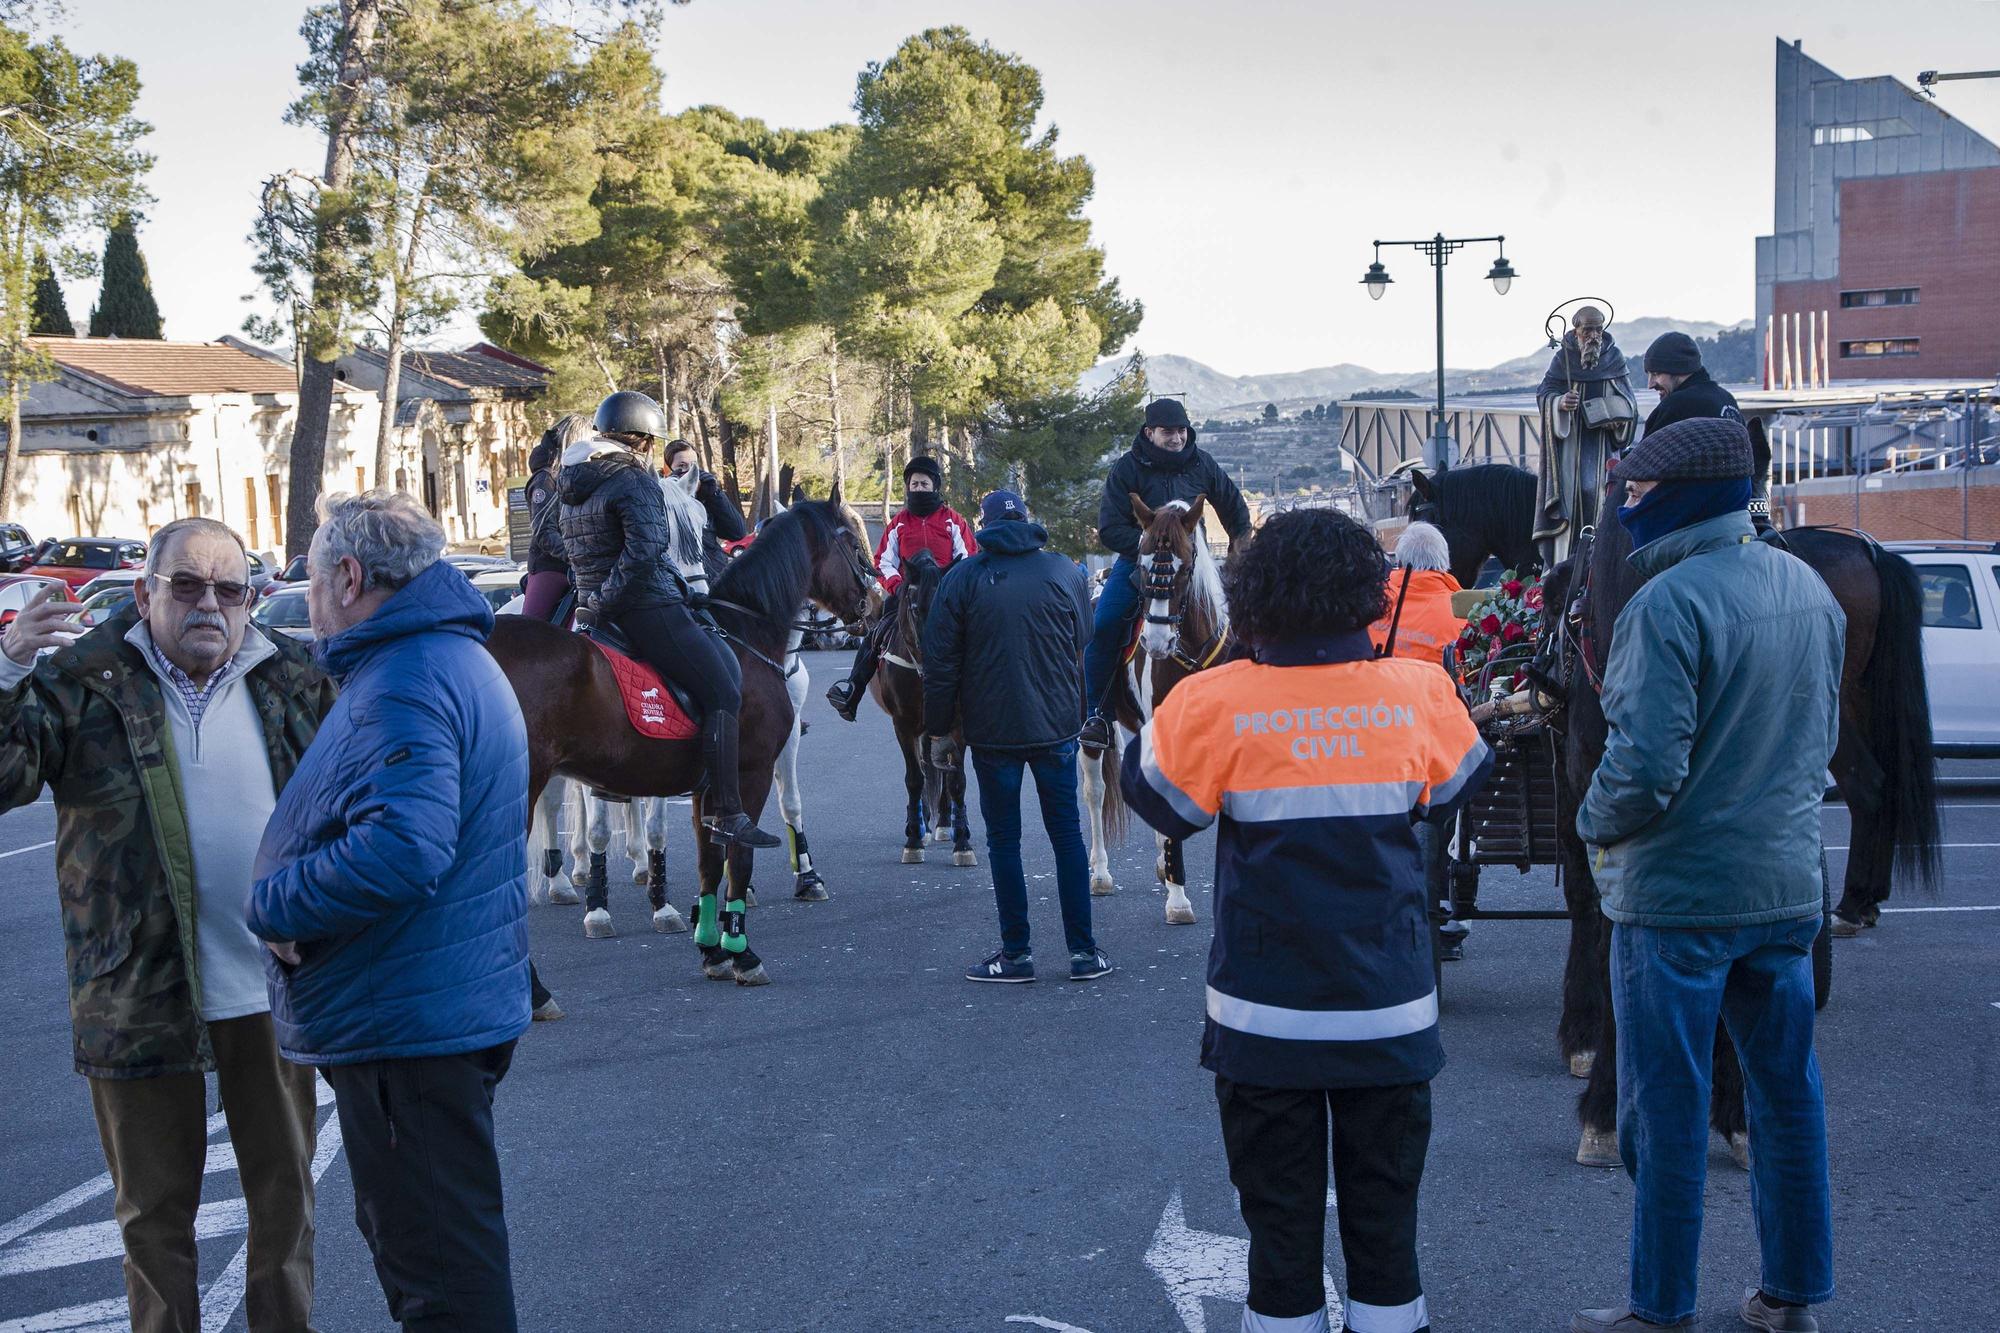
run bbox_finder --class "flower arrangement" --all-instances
[1453,570,1546,690]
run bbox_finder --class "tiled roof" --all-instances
[350,345,547,395]
[32,337,301,397]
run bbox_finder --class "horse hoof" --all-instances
[1576,1127,1622,1168]
[953,849,978,867]
[568,867,590,890]
[631,863,649,886]
[1165,903,1198,925]
[743,887,758,909]
[531,996,565,1022]
[794,879,829,902]
[1727,1131,1751,1171]
[702,958,736,981]
[548,882,581,907]
[734,962,772,987]
[1090,874,1116,897]
[652,906,687,933]
[1829,914,1862,938]
[582,908,616,939]
[1569,1051,1596,1079]
[902,847,925,864]
[931,826,951,845]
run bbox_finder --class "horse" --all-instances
[1079,495,1231,925]
[1428,460,1939,1165]
[870,548,975,867]
[1404,463,1542,585]
[488,501,874,986]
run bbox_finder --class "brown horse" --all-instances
[870,548,975,866]
[1080,495,1231,925]
[487,501,874,986]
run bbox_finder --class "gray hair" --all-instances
[553,413,593,449]
[144,517,248,579]
[1396,521,1452,573]
[313,491,445,591]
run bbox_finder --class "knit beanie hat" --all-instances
[1643,332,1702,376]
[1143,398,1193,432]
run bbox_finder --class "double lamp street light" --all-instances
[1360,233,1516,474]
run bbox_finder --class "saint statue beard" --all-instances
[1579,333,1603,370]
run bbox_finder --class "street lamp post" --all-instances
[1361,234,1516,473]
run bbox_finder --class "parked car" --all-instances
[1887,540,2000,758]
[444,553,515,576]
[250,583,313,642]
[0,523,35,572]
[469,567,526,614]
[0,574,77,633]
[77,584,136,628]
[75,569,144,603]
[246,550,277,594]
[23,538,146,591]
[271,553,308,586]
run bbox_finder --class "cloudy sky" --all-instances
[51,0,2000,377]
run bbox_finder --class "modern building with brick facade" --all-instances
[1756,40,2000,384]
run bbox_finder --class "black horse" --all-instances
[1405,463,1542,585]
[1428,460,1939,1164]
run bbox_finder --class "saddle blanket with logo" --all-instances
[586,638,698,739]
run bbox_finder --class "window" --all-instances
[1840,338,1920,358]
[1812,117,1914,146]
[1915,565,1981,629]
[1839,288,1918,308]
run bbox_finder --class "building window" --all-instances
[1840,338,1920,358]
[1840,288,1918,308]
[1811,117,1914,146]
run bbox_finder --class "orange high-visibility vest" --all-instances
[1368,569,1467,667]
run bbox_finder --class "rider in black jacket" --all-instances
[1641,332,1743,434]
[558,391,779,849]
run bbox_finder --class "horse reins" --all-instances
[1142,547,1228,674]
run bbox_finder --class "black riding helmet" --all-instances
[594,390,668,441]
[903,454,942,487]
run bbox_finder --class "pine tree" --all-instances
[88,214,163,338]
[29,251,73,336]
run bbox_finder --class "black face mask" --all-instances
[906,490,942,517]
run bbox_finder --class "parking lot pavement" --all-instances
[1,654,1995,1330]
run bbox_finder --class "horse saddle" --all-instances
[578,623,700,741]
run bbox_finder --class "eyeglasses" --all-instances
[151,573,255,607]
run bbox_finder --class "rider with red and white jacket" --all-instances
[826,454,977,721]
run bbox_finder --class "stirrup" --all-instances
[1078,714,1111,754]
[709,811,781,849]
[826,678,860,721]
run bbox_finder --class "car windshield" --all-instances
[253,592,311,628]
[46,543,117,569]
[80,588,133,624]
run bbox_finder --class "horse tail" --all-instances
[1097,737,1129,847]
[1864,546,1942,895]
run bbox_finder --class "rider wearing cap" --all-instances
[1078,397,1252,754]
[557,391,779,849]
[825,453,978,721]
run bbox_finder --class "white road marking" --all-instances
[1005,1319,1098,1332]
[0,840,55,860]
[199,1115,345,1333]
[1146,1188,1342,1333]
[0,1198,250,1277]
[1879,904,2000,913]
[1823,843,2000,851]
[0,1296,129,1332]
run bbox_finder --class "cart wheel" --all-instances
[1813,848,1833,1010]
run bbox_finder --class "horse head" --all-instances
[896,548,944,665]
[797,500,874,628]
[1131,493,1220,663]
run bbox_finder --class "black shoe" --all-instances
[826,678,860,722]
[1069,949,1113,981]
[1078,713,1112,754]
[708,811,782,849]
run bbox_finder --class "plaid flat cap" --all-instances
[1615,416,1753,482]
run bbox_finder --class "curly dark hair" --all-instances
[1225,508,1389,644]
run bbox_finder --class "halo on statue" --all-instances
[1544,297,1617,348]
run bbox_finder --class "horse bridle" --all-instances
[1139,546,1225,675]
[706,528,878,676]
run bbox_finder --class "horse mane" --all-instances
[1155,500,1228,627]
[712,501,845,627]
[1437,463,1536,534]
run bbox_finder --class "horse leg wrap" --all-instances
[647,850,667,909]
[541,847,563,880]
[585,852,609,913]
[693,891,720,948]
[791,827,812,875]
[721,905,748,954]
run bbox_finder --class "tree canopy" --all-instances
[88,212,162,338]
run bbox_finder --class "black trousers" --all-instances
[619,601,741,717]
[1215,1076,1432,1332]
[325,1042,519,1332]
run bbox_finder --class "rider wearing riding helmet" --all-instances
[523,414,592,622]
[558,391,780,849]
[825,453,978,721]
[663,437,748,589]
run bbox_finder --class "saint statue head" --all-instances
[1570,306,1608,369]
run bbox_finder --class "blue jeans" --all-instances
[971,740,1097,957]
[1081,556,1140,718]
[1611,918,1834,1323]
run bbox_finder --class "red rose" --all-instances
[1524,585,1544,611]
[1479,613,1502,635]
[1502,621,1526,643]
[1502,579,1523,597]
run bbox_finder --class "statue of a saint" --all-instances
[1534,306,1638,566]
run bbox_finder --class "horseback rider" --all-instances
[557,391,780,849]
[825,454,978,721]
[522,414,591,623]
[1640,332,1743,434]
[1077,397,1252,754]
[664,437,748,589]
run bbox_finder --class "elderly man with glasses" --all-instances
[0,516,336,1333]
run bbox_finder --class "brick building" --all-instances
[1756,40,2000,383]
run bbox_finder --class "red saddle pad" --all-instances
[585,638,698,740]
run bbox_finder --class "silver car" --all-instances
[1888,541,2000,758]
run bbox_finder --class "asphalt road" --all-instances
[1,649,1995,1332]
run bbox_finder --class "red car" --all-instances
[0,574,78,633]
[23,538,147,592]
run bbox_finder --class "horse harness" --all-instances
[1140,548,1227,675]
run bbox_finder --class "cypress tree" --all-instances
[30,251,74,336]
[88,214,163,339]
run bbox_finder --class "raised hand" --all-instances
[2,586,85,665]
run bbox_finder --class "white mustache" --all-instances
[181,610,228,636]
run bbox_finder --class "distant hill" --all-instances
[1085,316,1751,418]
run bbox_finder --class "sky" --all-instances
[45,0,2000,379]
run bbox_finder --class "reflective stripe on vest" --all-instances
[1206,985,1439,1042]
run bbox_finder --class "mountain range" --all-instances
[1081,316,1751,418]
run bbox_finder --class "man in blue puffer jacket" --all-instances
[248,491,530,1332]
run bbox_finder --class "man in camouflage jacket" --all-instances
[0,518,337,1332]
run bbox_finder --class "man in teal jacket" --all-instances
[1570,418,1843,1333]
